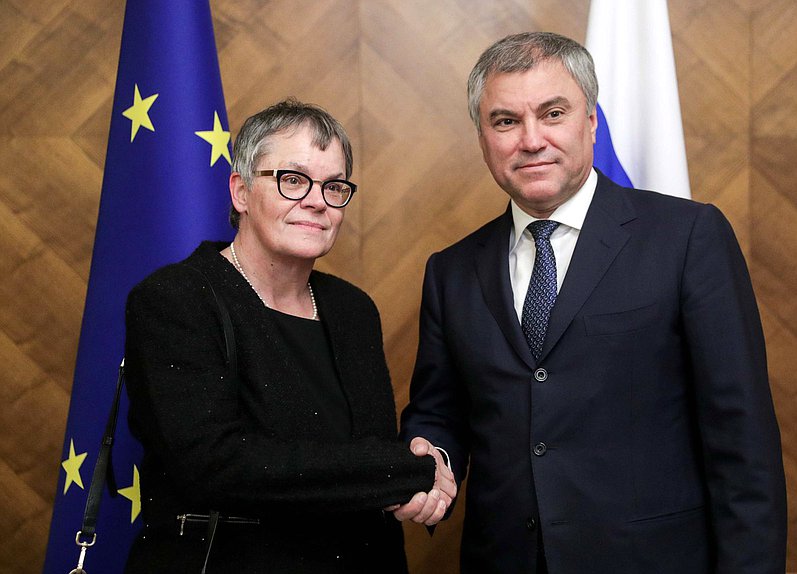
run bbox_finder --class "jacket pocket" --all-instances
[627,506,710,573]
[627,505,705,525]
[583,302,658,336]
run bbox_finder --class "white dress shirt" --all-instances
[509,168,598,321]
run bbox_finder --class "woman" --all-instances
[124,99,453,573]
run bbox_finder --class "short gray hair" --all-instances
[467,32,598,132]
[229,98,353,229]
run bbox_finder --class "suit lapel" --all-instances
[475,207,537,370]
[540,176,637,361]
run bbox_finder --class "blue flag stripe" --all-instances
[593,104,633,188]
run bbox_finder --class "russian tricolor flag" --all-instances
[587,0,691,199]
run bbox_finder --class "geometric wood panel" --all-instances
[0,0,794,572]
[0,0,122,568]
[751,0,797,567]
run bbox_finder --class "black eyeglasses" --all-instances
[253,169,357,208]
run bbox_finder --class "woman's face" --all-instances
[231,124,347,264]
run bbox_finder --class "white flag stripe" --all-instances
[586,0,691,198]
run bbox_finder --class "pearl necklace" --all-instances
[229,242,318,321]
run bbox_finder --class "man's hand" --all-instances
[387,437,457,526]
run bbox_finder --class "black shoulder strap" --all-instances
[204,274,237,376]
[80,359,125,538]
[77,265,237,541]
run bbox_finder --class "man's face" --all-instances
[477,61,597,218]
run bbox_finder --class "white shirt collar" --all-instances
[510,168,598,249]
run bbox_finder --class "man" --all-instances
[397,32,786,573]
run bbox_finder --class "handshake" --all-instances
[386,437,458,526]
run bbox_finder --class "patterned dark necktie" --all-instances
[521,220,560,360]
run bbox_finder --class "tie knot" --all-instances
[528,220,560,242]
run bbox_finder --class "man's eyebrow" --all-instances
[488,108,518,120]
[534,96,571,113]
[487,96,573,121]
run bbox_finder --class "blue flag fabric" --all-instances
[593,103,633,188]
[43,1,233,572]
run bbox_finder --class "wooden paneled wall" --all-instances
[1,1,794,572]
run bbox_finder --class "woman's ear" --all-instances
[230,172,248,215]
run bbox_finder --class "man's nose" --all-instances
[519,121,546,152]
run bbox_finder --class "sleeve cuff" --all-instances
[434,446,452,473]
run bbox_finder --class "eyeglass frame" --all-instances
[253,169,357,208]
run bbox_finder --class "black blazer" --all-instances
[125,242,433,573]
[401,173,786,573]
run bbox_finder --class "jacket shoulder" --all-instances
[595,174,727,232]
[127,242,223,305]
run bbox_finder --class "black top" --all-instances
[269,309,352,440]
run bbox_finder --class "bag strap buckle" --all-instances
[67,530,96,574]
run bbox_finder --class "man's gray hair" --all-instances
[467,32,598,132]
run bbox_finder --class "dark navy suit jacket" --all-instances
[400,173,786,573]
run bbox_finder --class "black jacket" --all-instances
[401,174,786,573]
[125,242,433,573]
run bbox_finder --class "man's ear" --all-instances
[478,129,489,163]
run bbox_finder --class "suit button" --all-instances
[533,442,547,456]
[526,517,537,530]
[533,368,548,382]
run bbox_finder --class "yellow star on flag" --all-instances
[118,464,141,523]
[61,439,87,495]
[122,84,159,142]
[195,111,231,166]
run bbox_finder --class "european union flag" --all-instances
[43,1,233,571]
